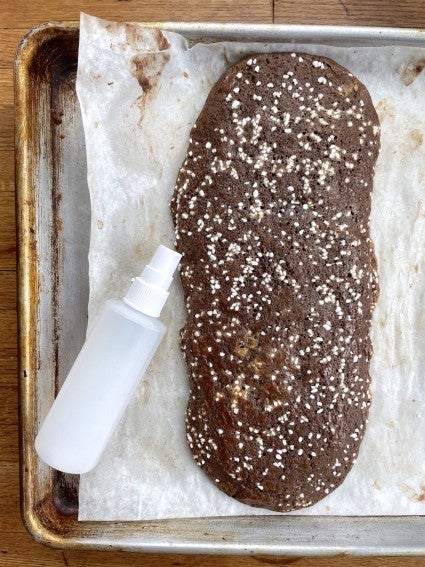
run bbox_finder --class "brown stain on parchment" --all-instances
[106,22,170,52]
[409,128,423,150]
[399,57,425,86]
[104,23,171,121]
[105,21,140,43]
[138,380,151,404]
[124,22,142,46]
[375,98,395,122]
[131,32,170,121]
[132,53,167,93]
[399,482,425,503]
[153,29,170,51]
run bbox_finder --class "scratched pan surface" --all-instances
[15,21,425,554]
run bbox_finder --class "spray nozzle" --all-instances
[123,245,181,317]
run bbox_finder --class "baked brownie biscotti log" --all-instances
[171,52,380,512]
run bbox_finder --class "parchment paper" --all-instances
[76,13,425,520]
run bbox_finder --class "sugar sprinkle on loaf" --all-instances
[171,52,380,512]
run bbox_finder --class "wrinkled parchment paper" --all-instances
[76,13,425,519]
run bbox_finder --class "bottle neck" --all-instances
[123,277,169,318]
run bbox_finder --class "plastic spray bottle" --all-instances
[35,244,181,474]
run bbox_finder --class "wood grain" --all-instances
[0,272,17,310]
[0,151,15,192]
[275,0,425,27]
[0,194,16,270]
[0,29,27,69]
[2,0,425,565]
[0,0,272,28]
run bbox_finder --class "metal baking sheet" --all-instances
[15,21,425,555]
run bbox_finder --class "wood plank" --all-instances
[0,306,18,388]
[0,309,17,350]
[0,151,15,193]
[0,262,17,385]
[0,387,18,462]
[0,0,272,28]
[0,71,14,166]
[0,271,17,309]
[274,0,425,27]
[0,325,16,353]
[0,70,13,106]
[0,29,27,69]
[0,347,17,381]
[0,193,16,270]
[0,464,19,501]
[0,105,13,152]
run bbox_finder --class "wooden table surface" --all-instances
[2,1,425,565]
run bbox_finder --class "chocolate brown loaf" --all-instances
[171,52,380,512]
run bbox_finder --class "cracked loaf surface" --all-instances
[171,52,380,512]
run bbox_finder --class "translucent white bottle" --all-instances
[35,245,181,474]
